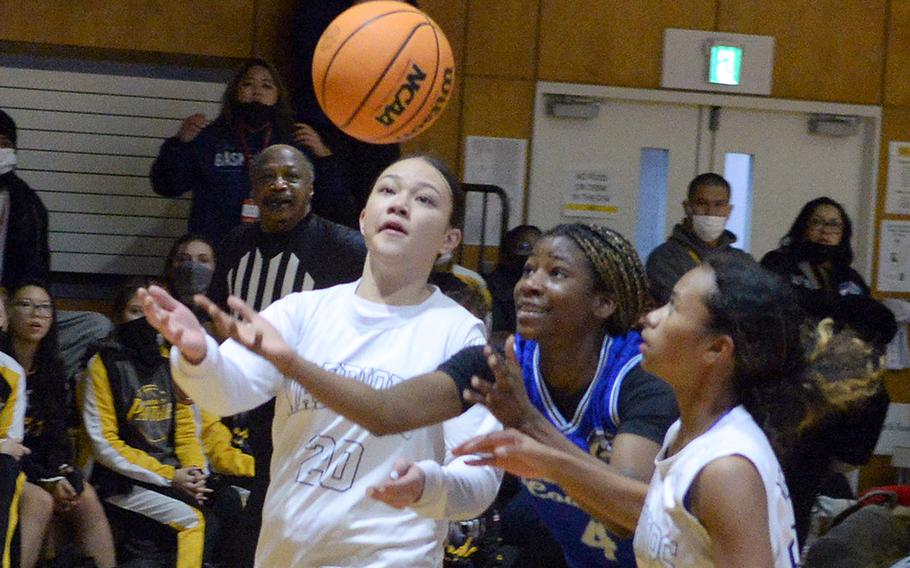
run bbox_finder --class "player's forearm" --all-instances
[284,357,462,435]
[540,449,648,535]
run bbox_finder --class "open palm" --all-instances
[140,286,208,363]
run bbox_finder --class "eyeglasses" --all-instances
[808,218,844,232]
[10,299,53,317]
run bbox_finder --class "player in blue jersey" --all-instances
[185,222,677,567]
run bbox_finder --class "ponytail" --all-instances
[701,254,884,454]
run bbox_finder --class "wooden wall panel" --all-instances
[461,77,535,140]
[252,0,297,71]
[717,0,887,104]
[465,0,538,79]
[401,85,463,169]
[537,0,716,87]
[421,0,469,73]
[884,1,910,107]
[0,1,255,58]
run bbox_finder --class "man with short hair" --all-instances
[207,143,366,567]
[645,173,751,304]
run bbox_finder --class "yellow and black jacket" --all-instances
[0,351,26,568]
[79,320,205,493]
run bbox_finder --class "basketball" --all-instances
[312,1,455,144]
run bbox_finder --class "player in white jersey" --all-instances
[140,155,501,567]
[456,253,883,567]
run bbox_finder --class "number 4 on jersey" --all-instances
[581,519,618,561]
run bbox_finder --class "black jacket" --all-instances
[0,171,50,288]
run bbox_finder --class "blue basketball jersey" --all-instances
[515,332,643,568]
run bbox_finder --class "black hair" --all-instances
[701,253,882,452]
[113,276,160,324]
[687,172,731,200]
[543,224,652,336]
[398,154,465,229]
[218,58,294,141]
[0,110,16,147]
[780,196,854,266]
[1,281,65,381]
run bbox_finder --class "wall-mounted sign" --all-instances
[707,44,743,86]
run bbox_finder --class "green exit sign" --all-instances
[708,44,743,86]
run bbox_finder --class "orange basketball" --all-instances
[312,1,455,144]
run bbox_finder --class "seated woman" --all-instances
[0,294,29,568]
[3,282,116,568]
[188,223,679,568]
[761,196,894,546]
[80,278,214,568]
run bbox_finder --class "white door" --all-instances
[708,107,877,274]
[527,96,700,259]
[528,83,881,277]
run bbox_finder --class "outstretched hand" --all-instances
[196,294,297,376]
[139,286,207,364]
[463,336,539,431]
[452,429,555,480]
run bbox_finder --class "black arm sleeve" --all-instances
[436,345,495,411]
[616,365,679,445]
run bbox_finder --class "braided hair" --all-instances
[544,224,652,336]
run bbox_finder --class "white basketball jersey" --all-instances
[633,405,799,568]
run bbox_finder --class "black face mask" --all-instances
[170,262,214,306]
[235,101,275,127]
[799,241,841,264]
[117,317,161,367]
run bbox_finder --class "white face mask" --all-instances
[0,149,15,176]
[691,215,727,243]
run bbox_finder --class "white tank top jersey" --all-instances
[633,405,799,568]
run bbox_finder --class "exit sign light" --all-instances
[708,44,743,86]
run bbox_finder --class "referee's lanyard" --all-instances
[687,249,701,265]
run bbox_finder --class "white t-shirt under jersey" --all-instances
[172,281,501,567]
[633,405,799,568]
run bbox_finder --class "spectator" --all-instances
[0,108,113,384]
[487,225,541,333]
[205,143,365,567]
[80,277,235,568]
[0,109,49,291]
[645,173,750,304]
[761,196,896,546]
[163,234,217,320]
[0,315,27,568]
[4,282,116,568]
[151,59,357,240]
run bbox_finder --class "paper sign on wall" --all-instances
[463,136,527,246]
[562,168,618,219]
[877,220,910,293]
[875,403,910,456]
[886,141,910,215]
